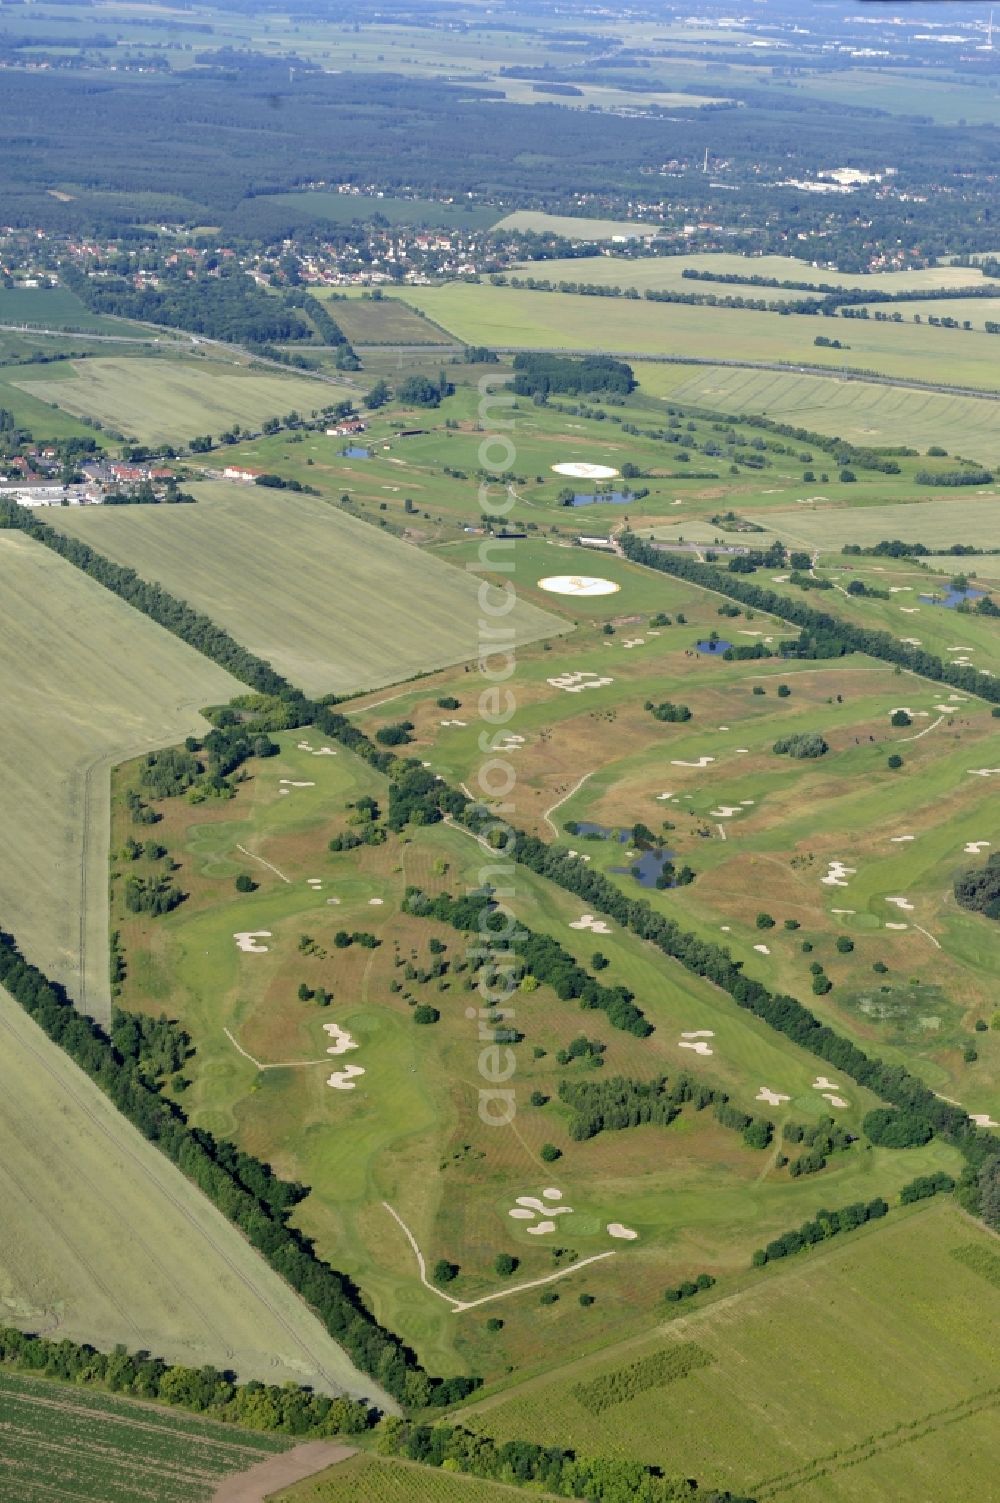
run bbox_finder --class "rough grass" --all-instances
[0,986,386,1401]
[0,1369,290,1503]
[0,284,144,333]
[277,1452,541,1502]
[51,483,566,696]
[313,293,455,346]
[466,1201,1000,1503]
[0,531,240,1021]
[11,357,348,446]
[757,495,1000,551]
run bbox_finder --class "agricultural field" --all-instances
[492,211,662,240]
[278,1452,549,1501]
[748,495,1000,553]
[0,530,240,1020]
[513,252,1000,297]
[637,362,1000,465]
[0,283,147,334]
[0,984,384,1401]
[0,1369,293,1503]
[464,1201,1000,1503]
[50,482,566,696]
[400,284,1000,392]
[244,191,500,231]
[313,293,456,346]
[10,356,346,447]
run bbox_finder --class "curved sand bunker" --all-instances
[323,1023,359,1057]
[234,931,271,954]
[571,914,612,934]
[607,1223,638,1241]
[757,1087,791,1106]
[327,1063,365,1090]
[548,669,614,693]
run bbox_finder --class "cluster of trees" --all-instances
[379,1415,749,1503]
[644,700,691,722]
[862,1107,933,1149]
[571,1343,714,1416]
[752,1197,888,1267]
[783,1116,853,1177]
[0,929,475,1409]
[511,353,636,399]
[122,874,183,917]
[915,467,993,487]
[900,1171,955,1205]
[773,733,828,759]
[0,1326,373,1436]
[619,532,1000,705]
[403,886,653,1037]
[954,853,1000,920]
[557,1073,771,1149]
[664,1276,715,1305]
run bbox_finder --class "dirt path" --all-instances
[235,844,292,885]
[211,1442,357,1502]
[543,770,596,836]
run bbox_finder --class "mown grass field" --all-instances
[0,284,145,334]
[636,362,1000,464]
[463,1201,1000,1503]
[11,356,346,446]
[0,985,384,1401]
[400,284,1000,392]
[278,1452,553,1501]
[314,292,456,346]
[0,531,240,1020]
[493,211,661,240]
[513,252,1000,297]
[50,483,566,696]
[755,494,1000,551]
[0,1369,291,1503]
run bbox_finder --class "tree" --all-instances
[887,754,903,769]
[863,1108,932,1148]
[979,1155,1000,1229]
[365,379,391,409]
[540,1142,561,1162]
[835,936,854,953]
[433,1259,458,1284]
[413,1004,440,1025]
[235,873,257,893]
[494,1253,519,1276]
[756,912,775,930]
[891,709,912,727]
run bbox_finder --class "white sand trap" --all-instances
[526,1220,557,1236]
[538,574,620,597]
[548,669,614,693]
[947,645,974,652]
[753,944,771,955]
[772,574,790,582]
[323,1023,359,1057]
[439,718,468,727]
[886,922,909,930]
[681,1030,715,1039]
[368,897,384,906]
[813,1077,840,1092]
[278,789,290,796]
[542,1187,563,1200]
[971,1113,1000,1129]
[900,638,922,646]
[739,630,772,638]
[821,860,856,888]
[314,746,337,755]
[890,707,928,719]
[607,1223,638,1241]
[888,586,912,594]
[234,931,272,954]
[949,694,967,701]
[326,897,341,905]
[736,748,749,754]
[757,1087,791,1106]
[508,1208,535,1220]
[327,1064,365,1090]
[711,806,742,818]
[887,896,914,911]
[679,1040,713,1056]
[570,914,612,934]
[656,792,673,801]
[671,756,715,769]
[831,908,856,915]
[899,607,920,614]
[890,835,915,843]
[279,779,315,788]
[740,799,755,806]
[718,725,730,732]
[297,741,313,751]
[721,925,732,932]
[516,1195,572,1216]
[822,1093,848,1109]
[968,768,1000,777]
[964,841,991,854]
[622,637,645,649]
[552,462,619,479]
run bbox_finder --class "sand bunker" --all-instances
[888,586,912,594]
[753,944,771,955]
[323,1023,359,1057]
[900,638,922,646]
[757,1087,791,1106]
[607,1223,638,1241]
[327,1064,365,1090]
[899,607,920,614]
[890,835,915,843]
[570,914,612,934]
[711,806,743,818]
[279,779,315,789]
[542,1187,563,1199]
[887,896,914,911]
[234,931,271,954]
[548,669,614,693]
[671,756,716,768]
[622,637,645,649]
[831,908,856,916]
[886,922,909,930]
[813,1077,840,1092]
[679,1040,713,1056]
[823,1093,849,1109]
[326,896,341,905]
[968,769,1000,777]
[369,897,384,906]
[821,860,856,888]
[890,708,928,719]
[527,1221,557,1235]
[440,718,467,727]
[964,841,991,854]
[971,1113,1000,1129]
[514,1194,572,1217]
[681,1030,715,1039]
[552,462,620,479]
[538,574,621,597]
[314,746,337,756]
[297,741,313,751]
[736,748,749,754]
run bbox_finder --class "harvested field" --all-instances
[51,484,566,696]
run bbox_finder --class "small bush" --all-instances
[540,1143,562,1162]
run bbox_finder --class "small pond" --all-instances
[695,639,732,655]
[567,821,630,843]
[612,848,677,889]
[918,587,985,609]
[342,446,371,459]
[570,491,630,506]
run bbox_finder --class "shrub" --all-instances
[529,1090,548,1107]
[433,1260,458,1284]
[494,1253,519,1276]
[811,974,832,995]
[777,684,791,697]
[888,754,903,769]
[234,873,257,893]
[437,696,461,710]
[539,1290,559,1305]
[485,1317,504,1332]
[891,709,912,727]
[835,936,854,954]
[540,1143,562,1162]
[579,1293,596,1307]
[773,732,828,758]
[413,1004,440,1025]
[784,918,800,930]
[756,912,776,930]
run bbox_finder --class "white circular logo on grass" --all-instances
[551,462,620,479]
[538,575,621,597]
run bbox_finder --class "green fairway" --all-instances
[0,1370,293,1503]
[464,1201,1000,1503]
[11,357,348,447]
[400,284,1000,393]
[0,985,387,1401]
[50,483,567,696]
[0,531,240,1021]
